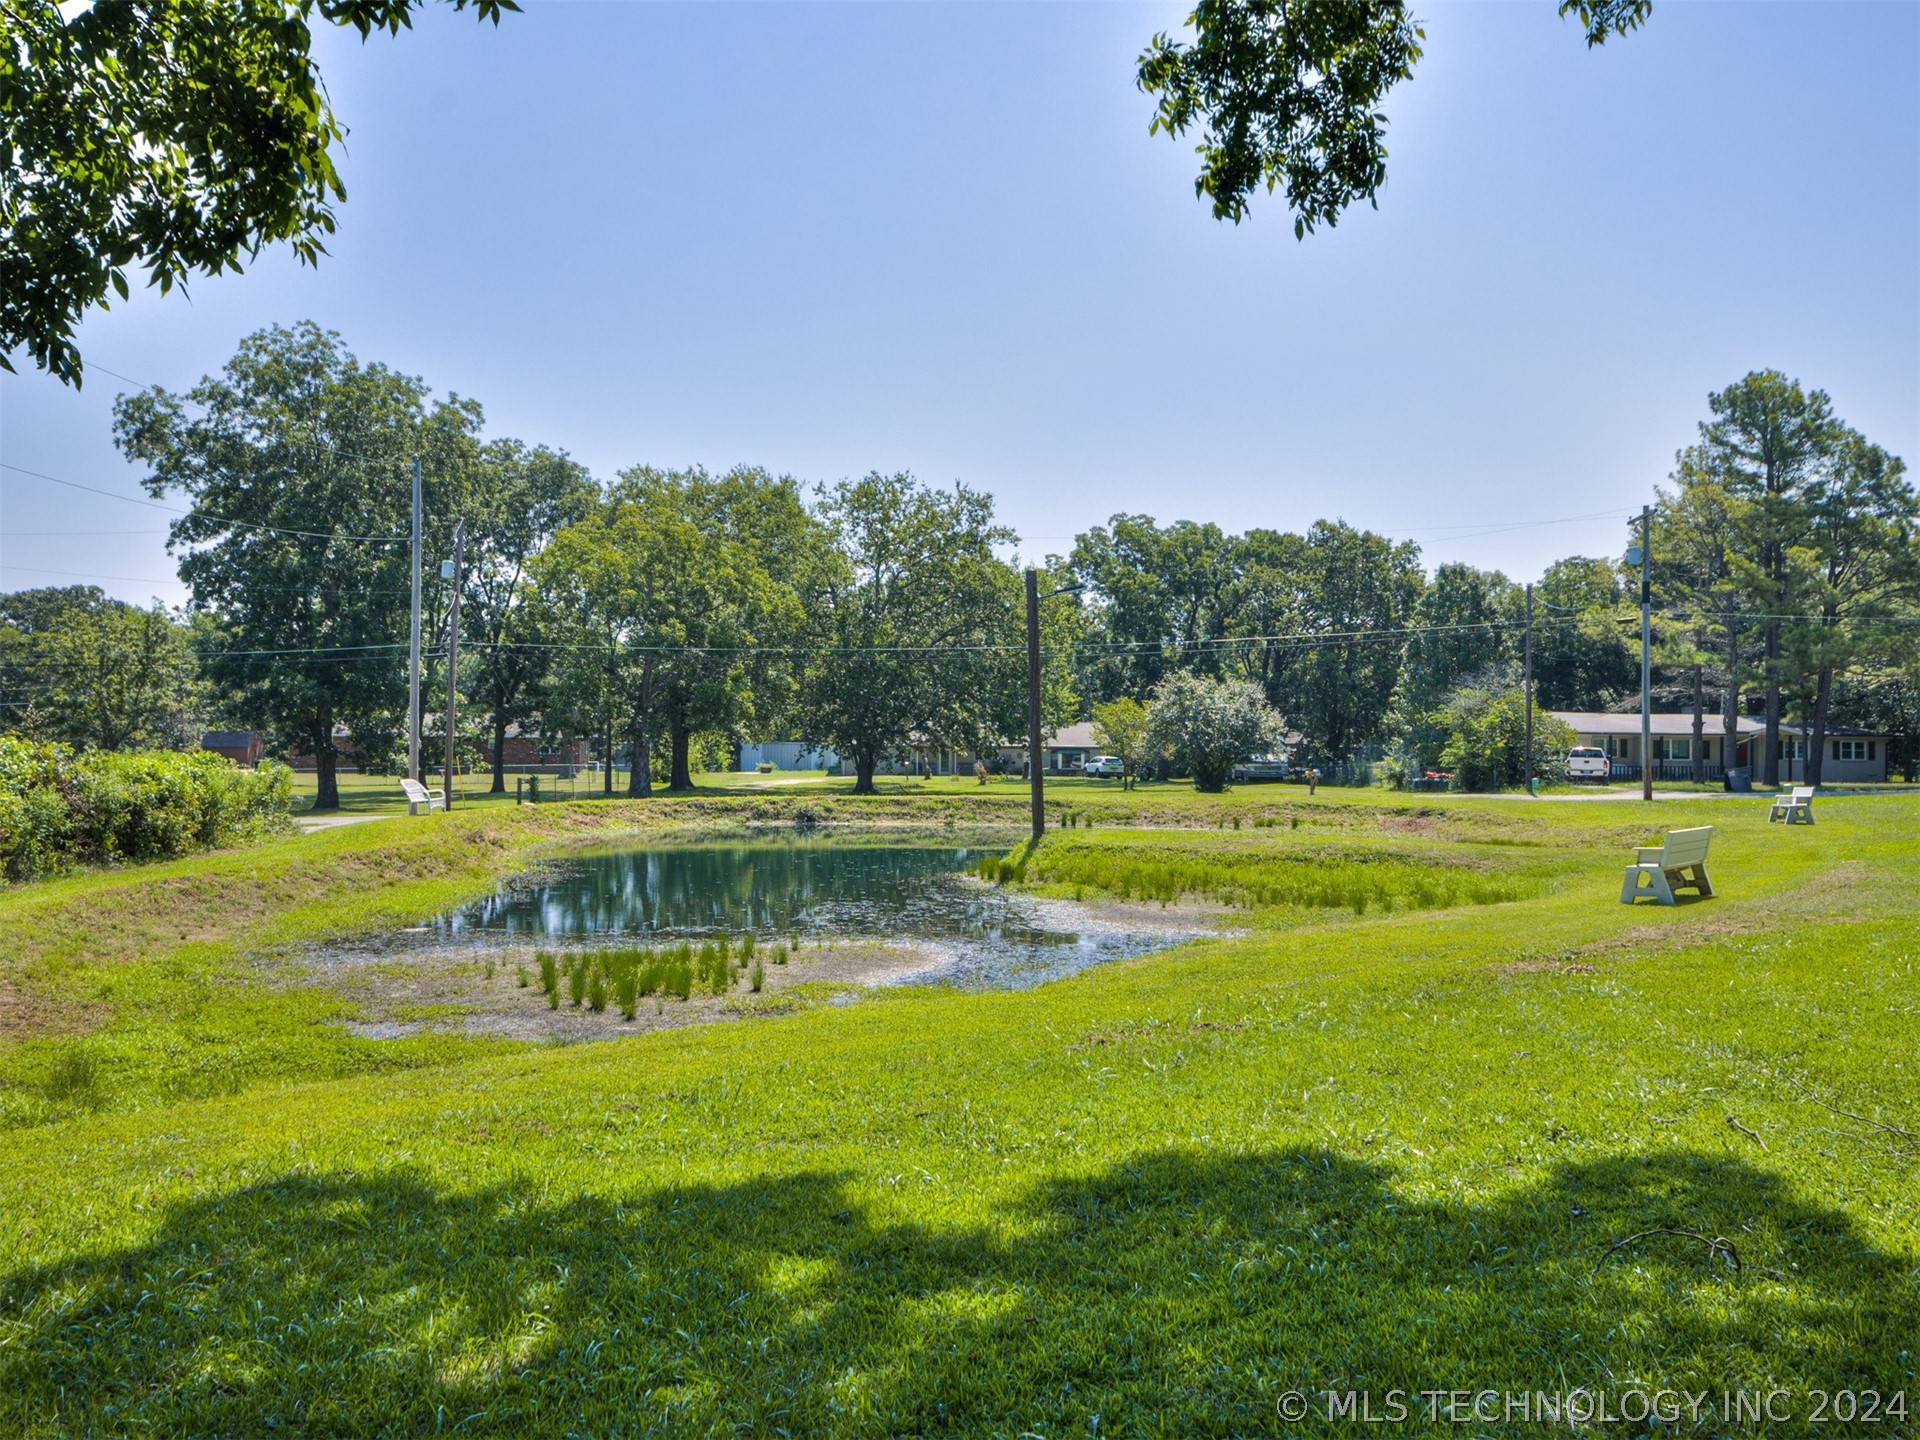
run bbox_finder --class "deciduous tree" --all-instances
[1,0,517,385]
[798,474,1020,794]
[1145,671,1280,792]
[112,322,471,809]
[1136,0,1649,231]
[1090,697,1151,790]
[1265,520,1422,760]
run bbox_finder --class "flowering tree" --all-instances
[1147,672,1281,792]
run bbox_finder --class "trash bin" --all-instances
[1727,767,1752,794]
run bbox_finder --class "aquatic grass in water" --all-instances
[1023,842,1536,915]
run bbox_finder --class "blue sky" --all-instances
[3,0,1916,607]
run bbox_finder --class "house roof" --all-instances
[1550,711,1886,740]
[1551,711,1760,737]
[201,730,259,748]
[1052,721,1100,749]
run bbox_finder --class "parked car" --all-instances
[1565,746,1610,781]
[1083,755,1126,778]
[1229,755,1290,783]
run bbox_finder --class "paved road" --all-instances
[1498,786,1916,803]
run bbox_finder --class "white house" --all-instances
[739,740,839,772]
[827,721,1108,779]
[1549,711,1889,783]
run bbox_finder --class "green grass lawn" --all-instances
[1,787,1915,1435]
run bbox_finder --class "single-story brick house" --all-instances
[287,722,361,771]
[200,730,264,767]
[1549,711,1889,783]
[481,724,590,774]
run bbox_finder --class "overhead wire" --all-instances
[1,462,410,544]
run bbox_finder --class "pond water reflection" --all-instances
[425,843,1208,990]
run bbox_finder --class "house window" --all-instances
[1780,740,1804,761]
[1658,737,1692,761]
[1834,740,1871,763]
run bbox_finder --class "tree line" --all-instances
[3,328,1915,805]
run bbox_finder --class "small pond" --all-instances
[396,842,1212,990]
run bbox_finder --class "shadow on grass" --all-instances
[2,1149,1908,1434]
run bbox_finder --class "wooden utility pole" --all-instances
[1638,504,1653,802]
[408,456,422,781]
[1523,582,1534,795]
[443,520,465,810]
[1025,567,1044,843]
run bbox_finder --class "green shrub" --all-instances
[0,738,294,881]
[586,971,608,1013]
[615,967,639,1020]
[537,951,558,996]
[749,955,765,993]
[740,932,755,962]
[567,956,588,1007]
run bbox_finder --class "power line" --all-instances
[1,564,188,587]
[0,564,412,596]
[1,463,409,544]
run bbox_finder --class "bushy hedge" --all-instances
[0,737,294,881]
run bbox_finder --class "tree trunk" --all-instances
[1723,615,1739,779]
[1691,664,1705,784]
[668,724,694,791]
[628,656,656,797]
[629,724,653,797]
[852,752,877,795]
[490,712,508,794]
[313,708,339,811]
[1806,664,1832,788]
[1762,621,1782,787]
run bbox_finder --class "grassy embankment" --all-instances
[1,786,1915,1435]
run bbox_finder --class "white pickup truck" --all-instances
[1565,746,1610,781]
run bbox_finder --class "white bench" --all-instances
[1768,786,1815,825]
[1620,826,1715,905]
[399,777,446,815]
